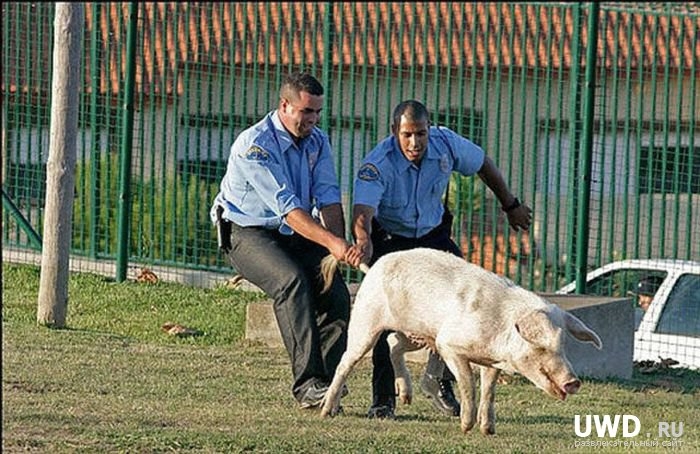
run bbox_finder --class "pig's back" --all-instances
[368,248,513,314]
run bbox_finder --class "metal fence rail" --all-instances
[2,2,699,293]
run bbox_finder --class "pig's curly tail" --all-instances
[319,255,370,293]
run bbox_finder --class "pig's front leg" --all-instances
[388,332,416,405]
[441,353,476,433]
[477,366,500,435]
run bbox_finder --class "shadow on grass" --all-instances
[331,407,443,423]
[584,366,700,394]
[45,325,136,343]
[498,414,571,425]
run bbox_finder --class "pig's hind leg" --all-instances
[388,332,421,405]
[320,299,385,418]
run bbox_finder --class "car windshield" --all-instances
[579,268,667,330]
[584,269,666,300]
[654,273,700,338]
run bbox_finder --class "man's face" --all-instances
[392,114,430,164]
[279,91,323,139]
[638,294,653,311]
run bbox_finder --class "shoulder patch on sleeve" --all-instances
[244,145,270,161]
[357,163,380,181]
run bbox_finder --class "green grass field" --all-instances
[3,263,698,453]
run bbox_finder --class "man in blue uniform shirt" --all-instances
[352,100,532,419]
[211,72,362,409]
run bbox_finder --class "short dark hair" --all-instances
[280,71,324,101]
[392,100,430,127]
[633,275,664,296]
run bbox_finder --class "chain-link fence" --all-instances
[3,2,699,295]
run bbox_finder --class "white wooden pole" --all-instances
[37,3,84,327]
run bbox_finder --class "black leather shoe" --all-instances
[298,381,329,409]
[420,374,460,417]
[367,396,396,420]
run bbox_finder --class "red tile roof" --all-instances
[3,2,699,98]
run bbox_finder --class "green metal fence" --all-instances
[2,2,699,292]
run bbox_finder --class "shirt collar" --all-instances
[270,111,296,153]
[389,135,441,172]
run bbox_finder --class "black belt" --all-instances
[371,217,449,244]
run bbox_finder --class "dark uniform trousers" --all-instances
[369,218,462,403]
[226,222,350,402]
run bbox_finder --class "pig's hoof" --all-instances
[480,424,495,435]
[460,421,476,434]
[320,405,337,418]
[398,391,412,405]
[395,380,412,405]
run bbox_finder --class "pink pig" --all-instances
[320,248,602,435]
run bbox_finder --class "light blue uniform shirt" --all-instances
[353,126,485,238]
[210,111,342,235]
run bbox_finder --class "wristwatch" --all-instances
[502,197,521,213]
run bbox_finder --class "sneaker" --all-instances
[367,396,396,420]
[420,374,460,417]
[299,381,329,409]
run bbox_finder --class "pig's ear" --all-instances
[563,312,603,350]
[515,310,557,349]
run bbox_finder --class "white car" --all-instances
[556,259,700,370]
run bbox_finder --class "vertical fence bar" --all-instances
[658,9,673,258]
[604,10,620,266]
[361,5,372,152]
[514,3,530,282]
[285,3,294,75]
[566,4,582,288]
[632,10,646,259]
[475,4,492,269]
[670,12,685,259]
[106,5,118,257]
[371,3,380,141]
[22,5,36,232]
[526,3,542,288]
[385,4,394,122]
[420,3,430,98]
[408,3,418,96]
[574,2,600,293]
[621,10,634,260]
[490,5,505,271]
[552,5,569,285]
[321,2,332,132]
[5,6,17,244]
[251,5,260,118]
[147,4,159,262]
[453,2,466,248]
[334,3,353,244]
[134,4,147,263]
[644,15,660,258]
[89,3,101,258]
[431,5,440,119]
[538,5,554,288]
[464,3,480,265]
[503,2,517,278]
[683,16,697,259]
[591,10,607,269]
[116,2,138,282]
[395,4,404,100]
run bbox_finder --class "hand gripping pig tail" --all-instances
[319,255,371,294]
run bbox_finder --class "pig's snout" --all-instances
[563,379,581,395]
